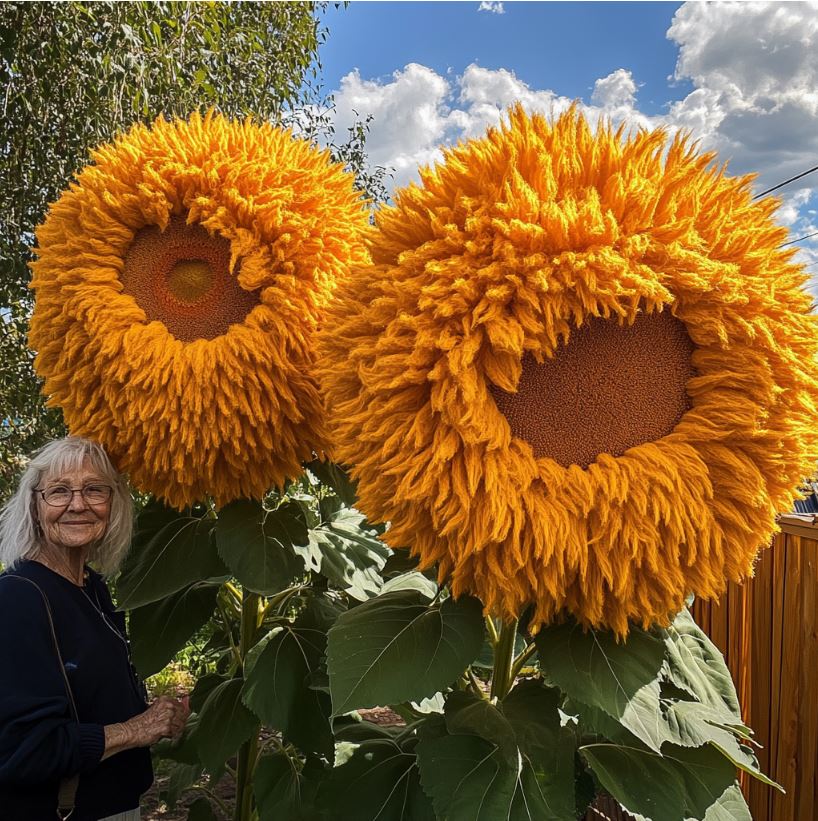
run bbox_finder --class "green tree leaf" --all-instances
[318,736,435,821]
[129,582,219,677]
[215,499,305,595]
[535,620,666,752]
[117,500,227,608]
[192,678,259,773]
[580,742,738,821]
[327,590,484,715]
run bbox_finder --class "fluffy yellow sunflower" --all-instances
[30,112,370,508]
[319,105,818,635]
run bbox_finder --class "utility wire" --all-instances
[754,164,818,199]
[781,230,818,248]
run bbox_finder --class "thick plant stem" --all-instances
[490,618,518,701]
[233,590,261,821]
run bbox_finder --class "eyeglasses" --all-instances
[34,484,113,507]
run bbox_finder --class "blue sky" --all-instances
[320,2,690,116]
[314,1,818,279]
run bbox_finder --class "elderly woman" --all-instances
[0,436,189,821]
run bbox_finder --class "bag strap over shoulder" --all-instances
[3,573,81,819]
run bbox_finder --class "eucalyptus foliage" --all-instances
[122,464,778,821]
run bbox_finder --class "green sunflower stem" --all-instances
[234,589,261,821]
[490,618,518,701]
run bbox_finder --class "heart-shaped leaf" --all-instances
[327,590,484,715]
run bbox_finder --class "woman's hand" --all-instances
[102,696,190,760]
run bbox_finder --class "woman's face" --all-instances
[36,460,112,552]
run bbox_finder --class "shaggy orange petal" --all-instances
[319,106,818,635]
[30,112,370,508]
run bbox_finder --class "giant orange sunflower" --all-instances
[30,112,369,508]
[319,106,818,635]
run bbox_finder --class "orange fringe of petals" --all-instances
[30,112,370,508]
[319,106,818,636]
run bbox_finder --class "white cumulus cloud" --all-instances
[478,1,505,14]
[666,1,818,190]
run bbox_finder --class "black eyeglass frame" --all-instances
[33,485,114,508]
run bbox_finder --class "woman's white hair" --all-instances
[0,436,133,575]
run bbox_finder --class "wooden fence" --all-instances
[692,515,818,820]
[585,515,818,820]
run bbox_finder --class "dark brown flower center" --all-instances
[489,310,695,467]
[121,216,260,341]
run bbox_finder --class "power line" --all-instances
[781,230,818,248]
[755,164,818,199]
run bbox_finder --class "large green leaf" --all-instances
[117,500,227,608]
[661,610,742,720]
[189,673,227,713]
[503,680,577,821]
[318,736,435,821]
[443,691,518,764]
[702,784,752,821]
[416,727,567,821]
[129,582,220,677]
[254,751,321,821]
[295,508,391,600]
[380,571,438,600]
[436,686,576,821]
[326,590,484,715]
[192,678,259,773]
[417,731,518,821]
[241,620,333,756]
[535,620,666,752]
[565,697,643,747]
[580,742,738,821]
[215,499,305,595]
[660,700,779,789]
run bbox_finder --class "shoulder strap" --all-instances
[3,574,80,819]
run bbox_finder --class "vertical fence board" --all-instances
[772,535,801,821]
[748,544,773,821]
[709,593,729,658]
[796,538,817,821]
[767,532,787,820]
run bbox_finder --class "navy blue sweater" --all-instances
[0,561,152,820]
